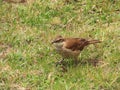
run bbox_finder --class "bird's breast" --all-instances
[53,42,64,50]
[53,42,80,59]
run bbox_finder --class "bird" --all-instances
[51,35,101,65]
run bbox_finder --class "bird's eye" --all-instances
[55,39,63,42]
[60,39,64,42]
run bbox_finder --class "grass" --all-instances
[0,0,120,90]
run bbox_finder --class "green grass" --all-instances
[0,0,120,90]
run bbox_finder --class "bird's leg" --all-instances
[74,59,78,65]
[58,58,64,64]
[74,57,79,65]
[55,58,64,67]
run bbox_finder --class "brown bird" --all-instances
[51,35,101,65]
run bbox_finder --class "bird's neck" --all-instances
[53,42,64,50]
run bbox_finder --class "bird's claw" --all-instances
[55,59,64,67]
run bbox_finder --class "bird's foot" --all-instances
[55,59,64,67]
[55,59,67,72]
[74,60,79,66]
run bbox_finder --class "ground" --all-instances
[0,0,120,90]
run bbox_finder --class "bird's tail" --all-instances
[88,40,101,44]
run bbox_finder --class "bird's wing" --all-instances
[64,38,88,51]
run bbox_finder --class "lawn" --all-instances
[0,0,120,90]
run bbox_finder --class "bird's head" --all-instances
[51,35,65,49]
[51,35,65,44]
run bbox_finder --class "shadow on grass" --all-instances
[55,58,103,72]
